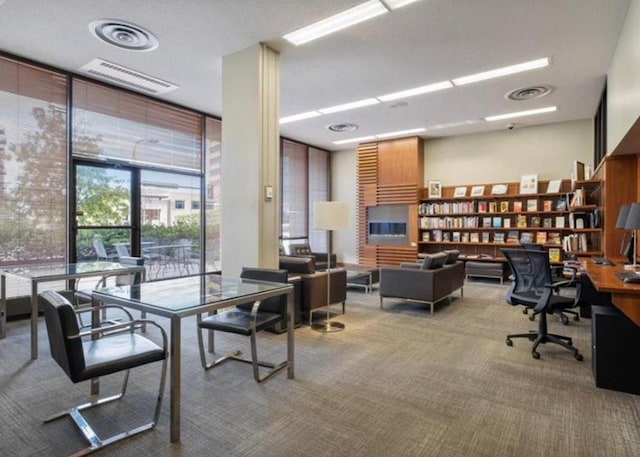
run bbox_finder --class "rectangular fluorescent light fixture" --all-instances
[376,127,426,139]
[319,98,380,114]
[384,0,423,9]
[378,81,453,102]
[333,135,377,145]
[283,0,388,46]
[452,57,550,86]
[428,120,478,130]
[484,106,557,122]
[279,110,321,124]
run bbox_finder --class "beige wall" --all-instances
[607,0,639,153]
[424,119,593,185]
[332,119,593,264]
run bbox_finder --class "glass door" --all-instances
[73,163,135,262]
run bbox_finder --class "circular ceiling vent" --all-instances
[327,123,358,133]
[505,85,553,101]
[89,19,159,51]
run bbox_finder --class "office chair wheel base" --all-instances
[505,338,513,346]
[560,315,569,325]
[575,353,583,361]
[522,309,528,315]
[532,351,541,359]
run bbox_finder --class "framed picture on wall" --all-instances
[428,180,442,198]
[470,185,485,197]
[453,186,467,198]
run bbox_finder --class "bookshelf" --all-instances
[565,178,603,257]
[417,179,590,261]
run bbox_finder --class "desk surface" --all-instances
[580,258,640,327]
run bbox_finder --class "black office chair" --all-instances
[519,243,581,325]
[40,290,168,455]
[197,267,289,383]
[501,248,583,361]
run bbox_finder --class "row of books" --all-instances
[419,198,568,215]
[420,215,569,229]
[425,230,562,245]
[562,233,590,252]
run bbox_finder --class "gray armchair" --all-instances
[288,243,336,270]
[379,251,464,315]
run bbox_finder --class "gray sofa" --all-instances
[379,250,464,315]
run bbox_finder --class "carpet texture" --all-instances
[1,280,639,457]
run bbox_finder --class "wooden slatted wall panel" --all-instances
[377,184,418,204]
[357,143,378,265]
[377,246,417,266]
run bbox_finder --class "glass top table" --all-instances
[91,272,295,443]
[0,261,146,358]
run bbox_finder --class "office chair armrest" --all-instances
[74,304,134,322]
[250,300,262,333]
[71,319,168,349]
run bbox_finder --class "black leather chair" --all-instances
[197,267,289,383]
[501,248,583,361]
[40,290,168,456]
[288,243,336,269]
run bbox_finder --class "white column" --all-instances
[221,43,280,276]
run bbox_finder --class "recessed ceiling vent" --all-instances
[79,58,179,95]
[506,85,553,101]
[89,19,159,51]
[327,123,358,132]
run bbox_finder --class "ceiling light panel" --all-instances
[452,57,550,86]
[484,106,557,122]
[319,98,380,114]
[378,81,453,102]
[280,110,322,124]
[283,0,388,46]
[333,135,377,145]
[383,0,423,9]
[376,127,426,138]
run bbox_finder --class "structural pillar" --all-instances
[221,43,280,276]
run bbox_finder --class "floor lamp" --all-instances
[624,202,640,270]
[312,201,349,333]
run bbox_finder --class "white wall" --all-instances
[425,119,593,185]
[607,0,640,153]
[332,119,592,264]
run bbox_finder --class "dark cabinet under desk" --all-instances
[591,305,640,395]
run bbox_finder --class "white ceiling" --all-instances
[0,0,630,151]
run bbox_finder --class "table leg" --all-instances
[31,281,38,360]
[169,316,181,442]
[1,274,6,339]
[287,289,295,379]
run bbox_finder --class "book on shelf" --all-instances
[452,232,461,242]
[536,232,548,244]
[500,201,509,213]
[513,201,523,212]
[570,212,590,229]
[570,188,585,207]
[548,247,561,263]
[562,233,588,252]
[489,202,497,213]
[478,201,488,213]
[482,217,492,228]
[461,232,469,243]
[555,216,565,228]
[516,214,527,228]
[433,230,442,242]
[556,198,567,211]
[548,232,562,245]
[507,230,519,243]
[470,232,479,243]
[530,216,540,228]
[482,232,490,243]
[546,179,562,193]
[422,231,430,242]
[503,218,511,228]
[494,232,505,243]
[573,160,585,181]
[527,199,538,212]
[542,200,553,212]
[520,232,534,244]
[492,216,502,228]
[542,217,552,228]
[443,232,450,242]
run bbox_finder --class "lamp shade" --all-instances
[616,205,631,229]
[624,203,640,230]
[314,201,349,231]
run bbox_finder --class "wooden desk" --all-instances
[580,259,640,327]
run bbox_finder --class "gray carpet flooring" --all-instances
[1,280,639,457]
